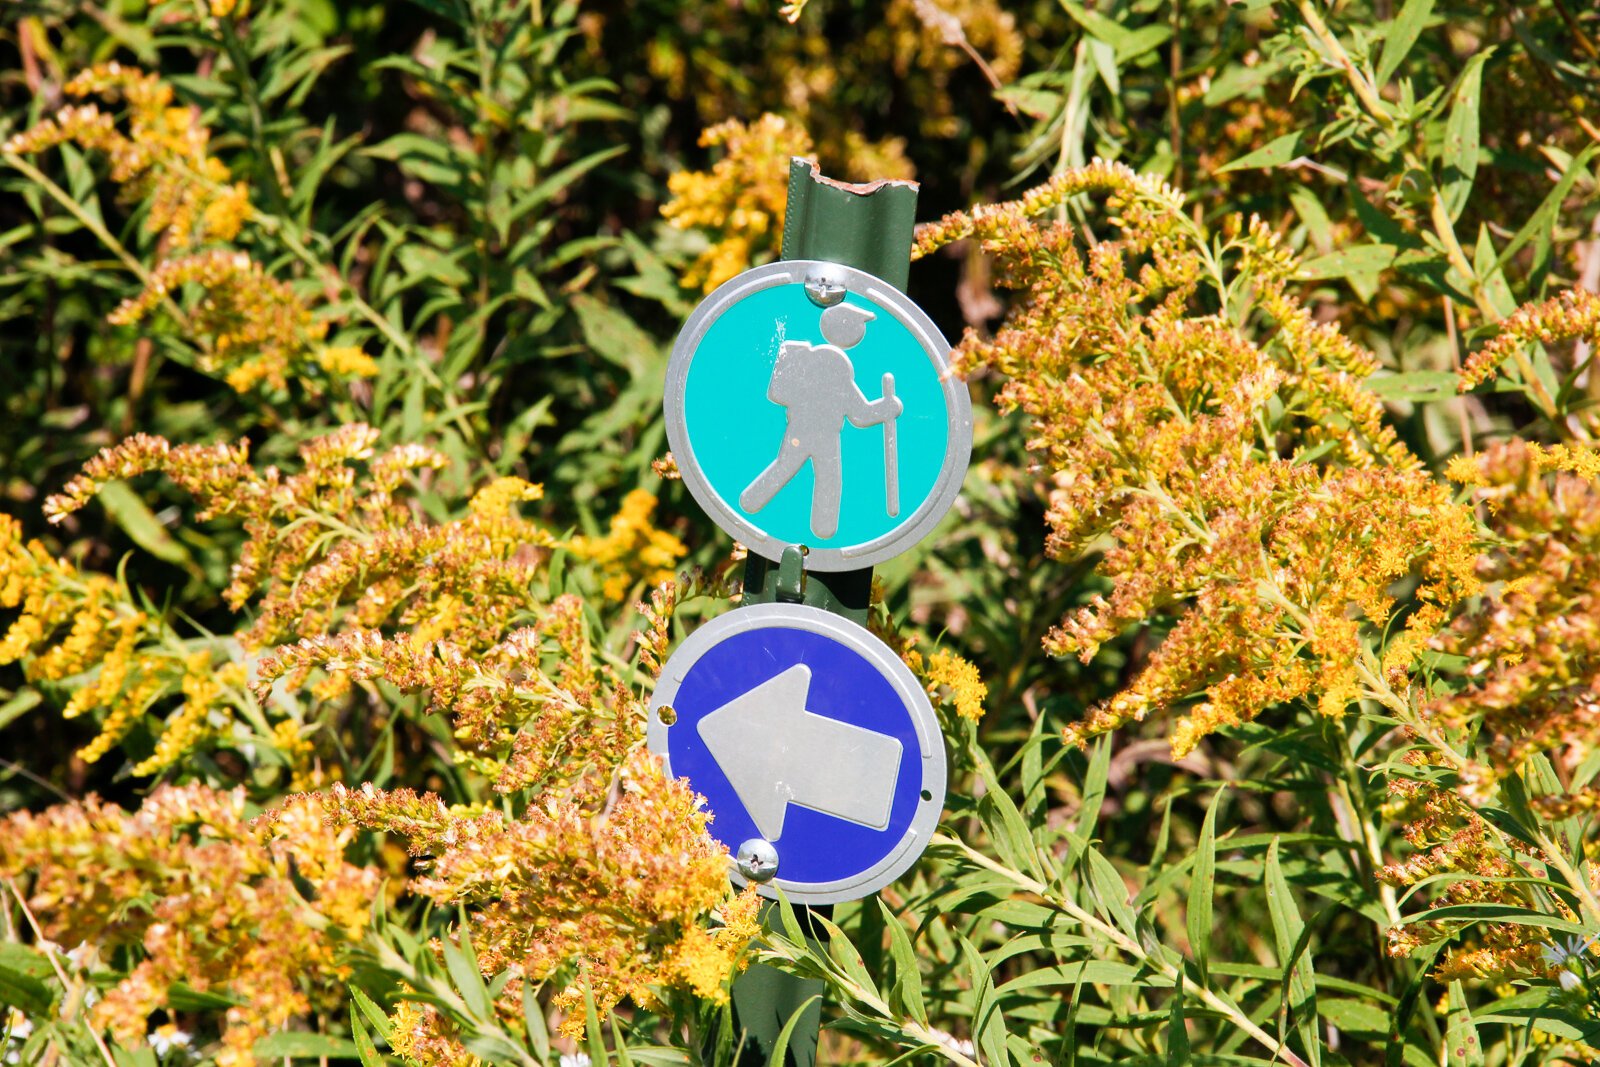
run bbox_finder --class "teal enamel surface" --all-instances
[682,283,950,552]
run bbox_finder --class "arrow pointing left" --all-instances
[696,664,903,840]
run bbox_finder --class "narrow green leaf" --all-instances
[583,980,608,1067]
[1265,838,1319,1067]
[1444,981,1485,1067]
[442,933,491,1019]
[1218,131,1307,174]
[878,898,928,1027]
[252,1032,362,1058]
[1407,903,1586,933]
[1364,370,1461,403]
[1376,0,1435,85]
[98,481,196,569]
[349,986,393,1042]
[0,689,41,733]
[350,1014,385,1067]
[958,934,1011,1067]
[1187,787,1223,984]
[1084,846,1139,937]
[1439,50,1492,222]
[1166,971,1189,1065]
[767,994,824,1067]
[1298,243,1398,281]
[523,975,550,1061]
[1494,143,1599,273]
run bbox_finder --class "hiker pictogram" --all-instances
[664,259,972,571]
[738,303,902,539]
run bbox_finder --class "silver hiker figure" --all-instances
[740,303,902,539]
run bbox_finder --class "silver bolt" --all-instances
[735,838,779,883]
[803,274,847,307]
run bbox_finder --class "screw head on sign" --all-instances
[735,838,780,883]
[803,274,847,307]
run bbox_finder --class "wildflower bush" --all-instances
[2,1,1600,1064]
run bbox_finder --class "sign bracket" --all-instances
[726,157,921,1067]
[738,158,920,627]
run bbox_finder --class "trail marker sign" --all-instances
[647,602,945,905]
[664,259,972,571]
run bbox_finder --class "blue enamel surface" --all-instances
[666,625,921,885]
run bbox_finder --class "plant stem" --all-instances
[932,833,1313,1067]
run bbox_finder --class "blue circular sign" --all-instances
[664,261,972,571]
[647,603,946,904]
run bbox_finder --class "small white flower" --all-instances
[149,1024,193,1057]
[1542,933,1598,969]
[1560,969,1582,992]
[559,1054,592,1067]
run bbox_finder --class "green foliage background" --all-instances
[2,0,1600,1064]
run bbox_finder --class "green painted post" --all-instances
[739,158,920,626]
[728,157,920,1066]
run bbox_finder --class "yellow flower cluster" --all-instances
[32,424,695,781]
[662,114,812,292]
[1430,440,1600,792]
[108,249,330,392]
[1378,770,1561,985]
[0,515,252,769]
[322,751,758,1040]
[44,425,550,653]
[918,163,1482,757]
[5,64,374,394]
[567,488,687,601]
[633,567,742,679]
[0,785,382,1066]
[906,646,988,722]
[255,597,638,805]
[1459,287,1600,392]
[3,63,249,248]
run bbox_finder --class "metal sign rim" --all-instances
[646,602,947,905]
[663,259,972,571]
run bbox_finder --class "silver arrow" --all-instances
[696,664,903,840]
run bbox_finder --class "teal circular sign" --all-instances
[664,260,971,570]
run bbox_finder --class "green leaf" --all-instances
[0,946,53,1015]
[1438,50,1492,222]
[582,980,608,1067]
[1407,903,1586,934]
[767,994,823,1067]
[1363,371,1460,403]
[252,1032,362,1058]
[1376,0,1435,85]
[442,932,491,1019]
[1444,981,1485,1067]
[349,987,393,1043]
[98,481,196,569]
[1084,846,1139,938]
[1188,787,1223,985]
[1068,737,1110,869]
[573,293,660,377]
[977,752,1048,884]
[1218,131,1307,174]
[350,1014,385,1067]
[1298,244,1398,281]
[1265,838,1319,1067]
[1166,971,1189,1065]
[878,898,929,1027]
[1494,143,1599,273]
[958,933,1011,1067]
[0,689,41,733]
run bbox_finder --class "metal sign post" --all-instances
[655,158,970,1065]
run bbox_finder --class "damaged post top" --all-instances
[780,158,919,292]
